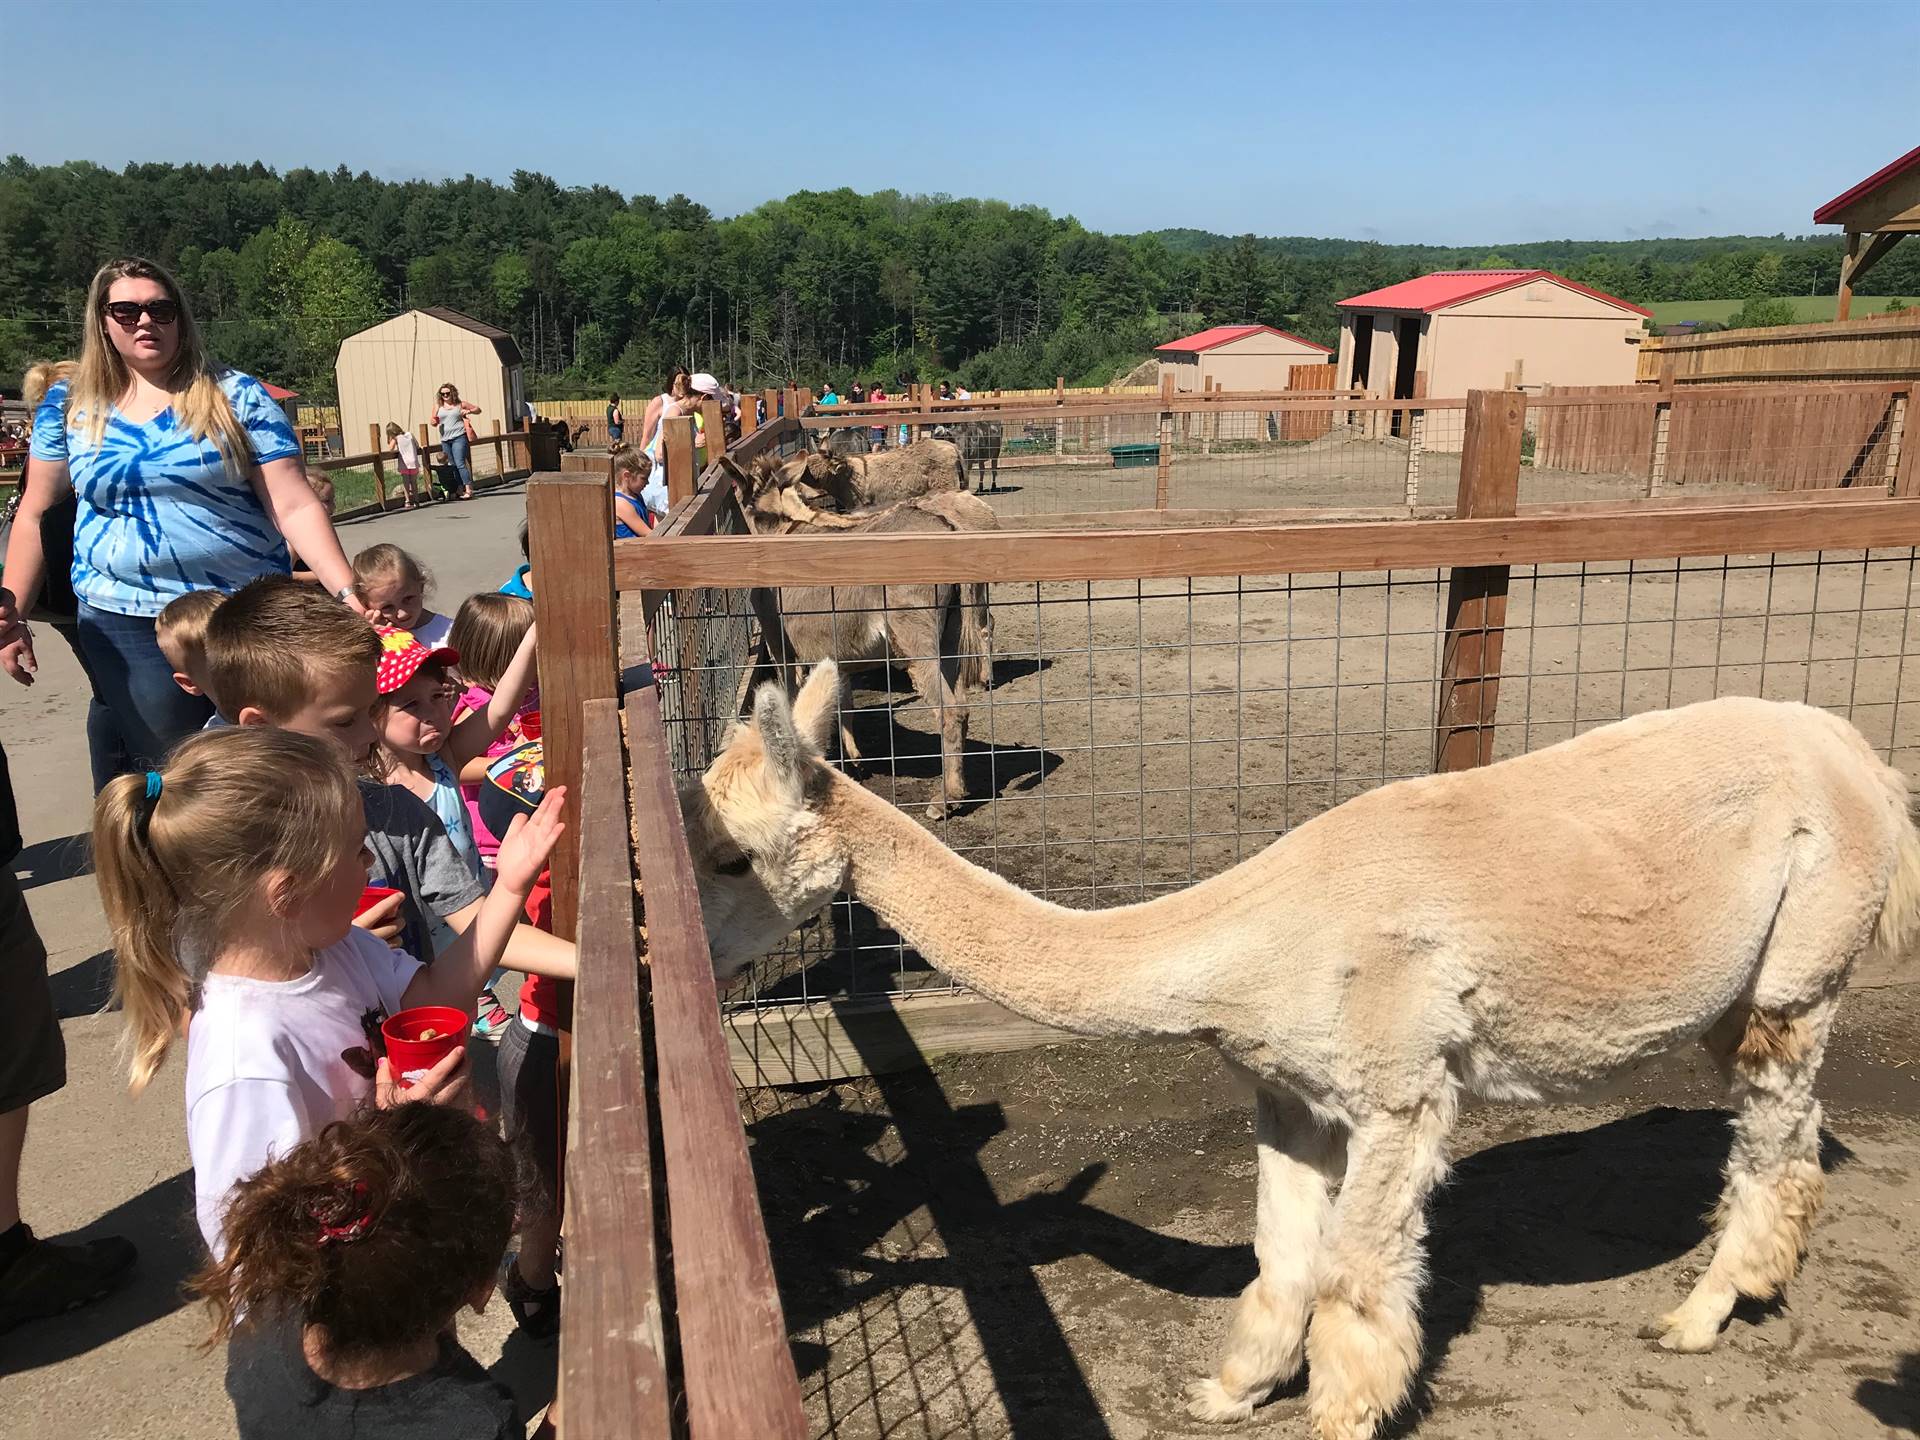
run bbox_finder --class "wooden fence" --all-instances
[1532,380,1912,494]
[310,421,533,510]
[1639,309,1920,384]
[530,381,1920,1427]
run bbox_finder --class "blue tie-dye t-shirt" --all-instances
[29,372,301,617]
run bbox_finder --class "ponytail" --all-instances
[89,728,363,1095]
[92,770,187,1095]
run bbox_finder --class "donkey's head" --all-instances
[678,662,849,976]
[722,454,857,532]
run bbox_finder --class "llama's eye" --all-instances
[714,853,752,877]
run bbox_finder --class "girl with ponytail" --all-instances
[192,1103,523,1439]
[92,726,565,1257]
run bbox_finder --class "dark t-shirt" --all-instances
[0,744,20,869]
[226,1316,522,1440]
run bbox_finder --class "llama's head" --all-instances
[678,661,848,976]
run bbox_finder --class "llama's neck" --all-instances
[819,771,1209,1039]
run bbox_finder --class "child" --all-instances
[499,521,533,598]
[203,576,575,984]
[92,726,567,1258]
[288,469,337,587]
[196,1102,524,1439]
[384,422,421,510]
[449,593,540,872]
[479,739,562,1340]
[352,544,452,648]
[608,443,655,536]
[375,624,538,1036]
[156,589,226,701]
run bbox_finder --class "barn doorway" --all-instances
[1349,317,1373,394]
[1390,316,1421,437]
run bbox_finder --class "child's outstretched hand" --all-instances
[495,787,567,896]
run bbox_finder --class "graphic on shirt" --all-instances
[339,1005,390,1080]
[30,374,300,615]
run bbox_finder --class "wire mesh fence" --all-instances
[649,543,1920,1017]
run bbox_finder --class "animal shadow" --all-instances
[1858,1351,1920,1433]
[1380,1106,1851,1437]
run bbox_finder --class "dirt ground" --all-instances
[745,988,1920,1439]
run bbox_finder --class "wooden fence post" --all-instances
[762,388,779,432]
[664,414,697,508]
[1155,370,1175,510]
[1881,385,1909,492]
[417,422,435,496]
[738,389,759,440]
[1054,376,1066,456]
[367,423,388,509]
[700,396,726,466]
[489,417,503,482]
[526,476,618,940]
[1895,384,1920,499]
[1646,379,1674,498]
[1434,390,1525,773]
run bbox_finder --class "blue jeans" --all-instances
[75,602,213,791]
[443,433,474,495]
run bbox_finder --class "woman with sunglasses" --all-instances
[0,257,359,789]
[435,383,481,500]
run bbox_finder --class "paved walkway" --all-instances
[2,484,548,1437]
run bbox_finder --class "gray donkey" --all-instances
[722,455,994,819]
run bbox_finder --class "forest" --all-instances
[4,157,1916,402]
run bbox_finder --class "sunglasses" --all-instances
[102,300,180,328]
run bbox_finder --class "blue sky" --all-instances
[4,0,1916,244]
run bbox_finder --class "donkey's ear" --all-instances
[751,681,805,799]
[791,661,841,755]
[719,454,751,496]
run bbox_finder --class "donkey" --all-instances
[935,420,1003,492]
[722,454,994,818]
[798,436,966,508]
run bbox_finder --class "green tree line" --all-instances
[4,157,1916,403]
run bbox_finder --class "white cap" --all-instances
[690,372,722,395]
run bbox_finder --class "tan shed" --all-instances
[1335,271,1647,403]
[335,307,525,465]
[1154,323,1333,393]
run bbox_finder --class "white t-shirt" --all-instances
[185,929,422,1257]
[411,611,453,649]
[394,432,422,472]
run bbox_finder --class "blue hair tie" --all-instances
[144,771,163,801]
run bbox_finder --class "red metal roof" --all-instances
[1337,269,1649,318]
[1156,323,1331,355]
[260,381,299,400]
[1814,143,1920,225]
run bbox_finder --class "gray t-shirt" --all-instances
[437,404,467,441]
[358,780,487,964]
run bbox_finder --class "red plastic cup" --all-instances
[518,710,542,741]
[355,885,402,918]
[380,1006,472,1089]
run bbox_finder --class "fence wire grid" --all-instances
[646,545,1920,1013]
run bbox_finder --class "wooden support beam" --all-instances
[367,423,387,508]
[663,414,697,508]
[1840,230,1906,318]
[1435,391,1525,773]
[1156,370,1174,509]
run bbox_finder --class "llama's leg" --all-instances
[1188,1089,1346,1424]
[1643,1001,1834,1353]
[1305,1096,1455,1440]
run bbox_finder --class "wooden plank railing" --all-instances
[313,425,535,510]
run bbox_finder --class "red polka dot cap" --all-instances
[374,626,460,696]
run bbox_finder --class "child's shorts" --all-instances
[496,1015,560,1211]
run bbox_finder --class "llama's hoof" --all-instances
[1185,1378,1255,1425]
[1639,1310,1722,1353]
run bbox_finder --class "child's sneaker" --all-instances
[474,989,511,1041]
[501,1254,561,1340]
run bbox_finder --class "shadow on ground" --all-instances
[14,832,91,890]
[1858,1351,1920,1433]
[0,1168,197,1377]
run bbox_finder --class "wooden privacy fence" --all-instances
[530,385,1920,1423]
[1640,310,1920,384]
[1532,380,1914,495]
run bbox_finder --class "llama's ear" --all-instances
[791,661,841,755]
[751,681,805,798]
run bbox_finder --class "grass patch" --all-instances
[1648,296,1920,325]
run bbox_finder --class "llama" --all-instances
[678,664,1920,1440]
[720,459,994,819]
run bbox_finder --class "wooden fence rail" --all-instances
[1639,310,1920,384]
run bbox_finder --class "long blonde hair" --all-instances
[23,359,76,409]
[69,258,252,469]
[92,728,362,1095]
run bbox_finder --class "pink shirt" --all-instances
[455,683,541,865]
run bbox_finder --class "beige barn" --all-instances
[1335,270,1647,401]
[1154,323,1333,392]
[335,307,525,461]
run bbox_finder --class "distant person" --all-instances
[385,421,422,510]
[939,380,953,401]
[640,368,690,458]
[848,380,865,404]
[435,383,480,500]
[819,382,840,406]
[0,256,359,790]
[954,382,972,401]
[868,381,889,449]
[605,393,623,445]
